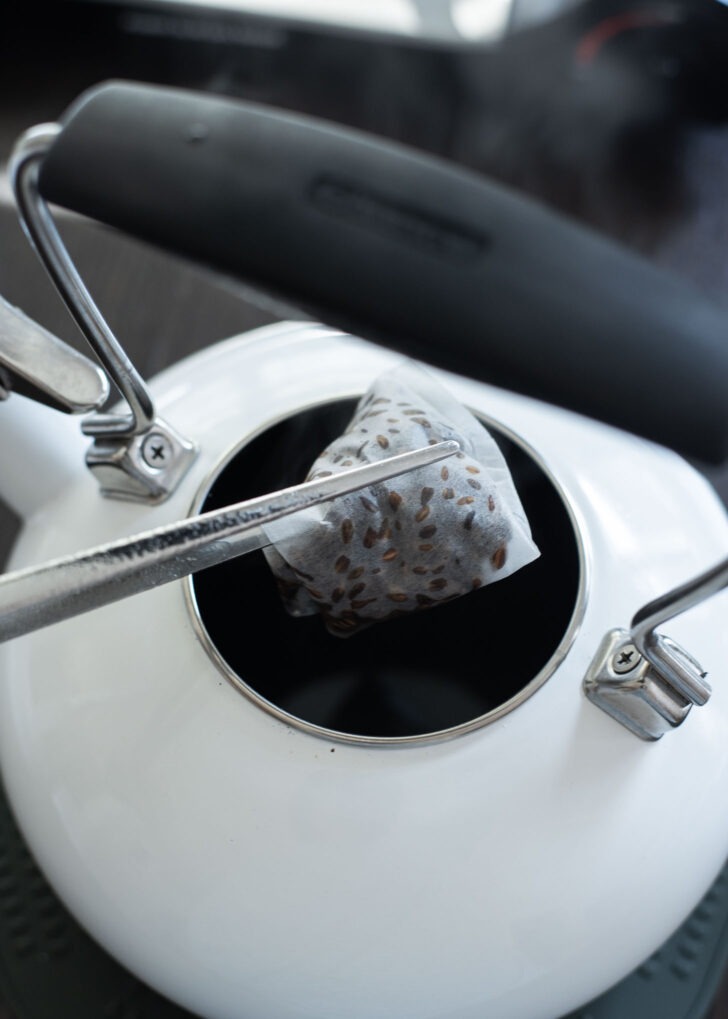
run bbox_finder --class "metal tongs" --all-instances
[0,441,458,644]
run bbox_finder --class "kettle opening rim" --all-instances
[184,395,589,746]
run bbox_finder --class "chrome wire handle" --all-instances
[631,556,727,707]
[9,124,154,438]
[8,124,197,504]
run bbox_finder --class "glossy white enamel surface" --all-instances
[0,322,727,1019]
[0,391,85,517]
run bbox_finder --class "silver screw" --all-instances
[141,432,173,469]
[612,644,642,674]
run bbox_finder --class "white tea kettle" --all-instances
[0,81,727,1019]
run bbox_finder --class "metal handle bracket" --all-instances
[584,557,727,740]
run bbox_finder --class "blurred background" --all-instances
[0,1,727,1016]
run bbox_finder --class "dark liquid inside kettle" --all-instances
[191,401,581,739]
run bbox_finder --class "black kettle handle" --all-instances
[38,80,728,464]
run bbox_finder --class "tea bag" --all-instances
[262,362,540,636]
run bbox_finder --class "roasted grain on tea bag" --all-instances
[262,361,540,636]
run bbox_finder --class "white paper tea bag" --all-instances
[262,362,540,636]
